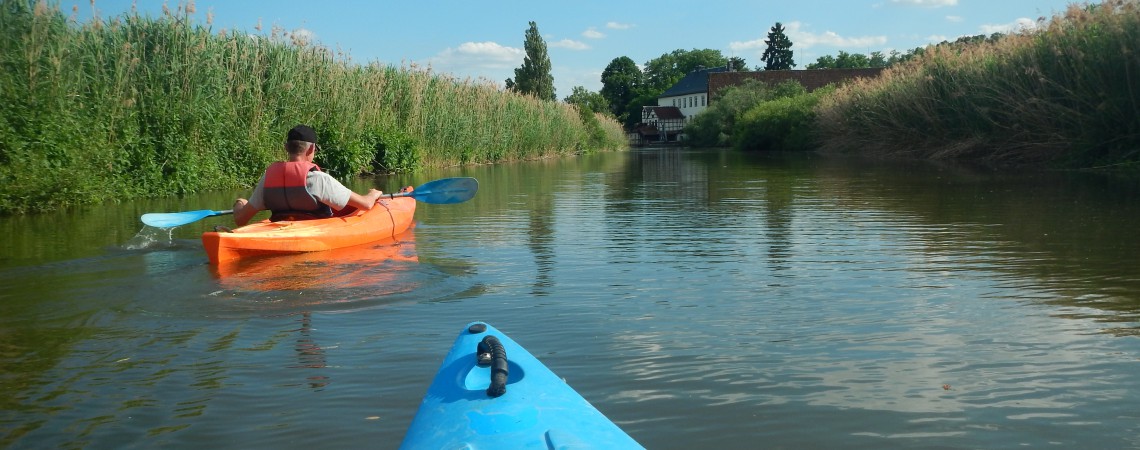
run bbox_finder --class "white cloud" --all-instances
[980,18,1037,34]
[927,34,948,43]
[945,15,963,22]
[583,27,605,39]
[727,38,764,52]
[428,41,523,71]
[606,21,634,30]
[889,0,957,7]
[415,41,527,88]
[550,39,590,50]
[730,21,887,51]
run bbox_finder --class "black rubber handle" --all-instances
[478,335,508,397]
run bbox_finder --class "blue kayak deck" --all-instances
[400,322,643,449]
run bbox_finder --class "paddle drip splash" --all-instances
[124,226,177,250]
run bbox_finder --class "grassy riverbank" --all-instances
[814,0,1140,168]
[0,1,625,214]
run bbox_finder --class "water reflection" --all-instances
[210,234,418,293]
[528,197,555,297]
[288,312,328,390]
[2,150,1139,449]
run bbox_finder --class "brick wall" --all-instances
[707,68,884,100]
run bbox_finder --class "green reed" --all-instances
[0,0,625,213]
[815,0,1140,168]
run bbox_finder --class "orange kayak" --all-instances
[210,232,419,291]
[200,197,416,264]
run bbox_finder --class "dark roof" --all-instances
[634,124,659,136]
[660,66,729,97]
[650,106,684,120]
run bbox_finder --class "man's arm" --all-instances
[346,189,384,211]
[233,176,266,226]
[233,198,260,226]
[308,172,383,211]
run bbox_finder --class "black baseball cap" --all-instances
[287,124,317,143]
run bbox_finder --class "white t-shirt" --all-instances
[247,171,353,211]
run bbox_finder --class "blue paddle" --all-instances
[386,176,479,204]
[141,177,479,228]
[141,209,234,228]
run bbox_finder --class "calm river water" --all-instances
[2,148,1139,449]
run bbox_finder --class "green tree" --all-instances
[834,51,869,68]
[600,56,642,123]
[642,48,726,92]
[809,48,923,69]
[947,33,1004,46]
[563,86,610,115]
[728,56,747,72]
[623,88,659,129]
[761,22,795,70]
[562,86,611,150]
[886,47,925,66]
[806,55,837,69]
[506,21,555,101]
[869,51,887,68]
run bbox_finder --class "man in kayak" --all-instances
[231,124,392,226]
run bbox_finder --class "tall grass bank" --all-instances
[815,0,1140,169]
[0,1,625,214]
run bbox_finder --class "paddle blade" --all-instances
[141,209,232,228]
[401,177,478,204]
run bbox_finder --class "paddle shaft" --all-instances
[141,177,475,227]
[384,177,478,205]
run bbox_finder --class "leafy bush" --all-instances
[685,79,806,147]
[734,86,834,151]
[370,128,421,173]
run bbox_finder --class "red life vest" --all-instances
[262,161,333,221]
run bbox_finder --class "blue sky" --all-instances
[74,0,1082,98]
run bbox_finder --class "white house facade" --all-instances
[657,65,729,123]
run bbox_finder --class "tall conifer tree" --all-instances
[507,21,555,101]
[761,22,795,70]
